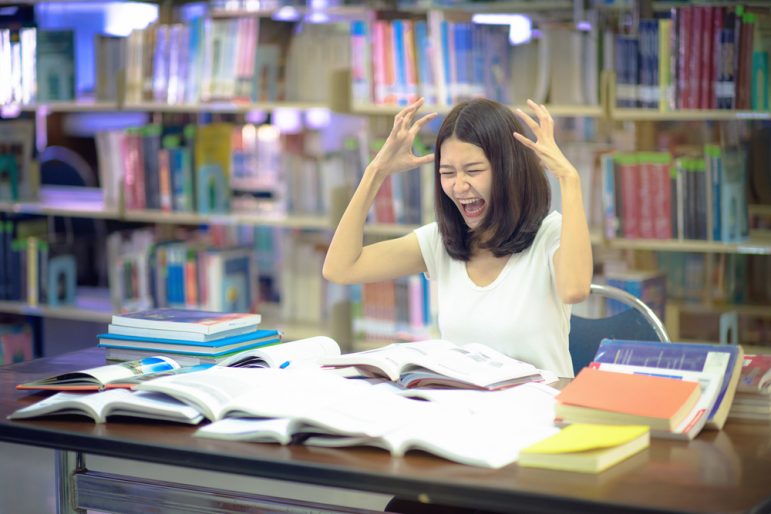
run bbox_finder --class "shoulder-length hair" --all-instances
[434,98,550,261]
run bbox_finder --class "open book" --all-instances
[195,383,561,469]
[16,356,183,391]
[216,336,341,368]
[17,338,342,392]
[7,389,204,424]
[317,340,548,390]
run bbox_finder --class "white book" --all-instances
[107,322,258,342]
[317,340,544,390]
[196,382,560,469]
[8,389,204,424]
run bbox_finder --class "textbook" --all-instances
[592,339,744,429]
[16,356,182,391]
[7,389,204,424]
[195,383,560,469]
[317,340,545,390]
[103,336,335,367]
[97,328,281,356]
[111,308,262,335]
[215,336,341,368]
[555,368,705,439]
[134,366,376,422]
[106,322,258,342]
[518,424,650,473]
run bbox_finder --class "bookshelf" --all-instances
[1,1,769,354]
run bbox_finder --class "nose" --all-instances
[453,173,469,193]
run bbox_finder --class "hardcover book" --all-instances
[592,339,744,429]
[96,328,281,356]
[111,308,261,335]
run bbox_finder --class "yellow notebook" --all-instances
[519,424,650,473]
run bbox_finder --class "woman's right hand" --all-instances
[368,98,438,177]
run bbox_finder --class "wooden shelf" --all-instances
[605,236,771,255]
[352,103,604,118]
[121,101,329,113]
[123,209,332,229]
[670,302,771,318]
[609,108,771,122]
[0,287,113,323]
[0,186,120,219]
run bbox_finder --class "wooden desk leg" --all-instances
[55,450,85,514]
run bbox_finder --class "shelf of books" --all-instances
[670,301,771,318]
[0,286,113,323]
[0,186,120,220]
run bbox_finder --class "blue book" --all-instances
[97,328,281,356]
[592,339,744,430]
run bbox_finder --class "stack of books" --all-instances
[555,367,708,440]
[98,308,281,365]
[728,354,771,423]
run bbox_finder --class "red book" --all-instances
[556,367,701,431]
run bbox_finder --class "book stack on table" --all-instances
[97,308,281,366]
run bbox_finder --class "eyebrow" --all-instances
[439,161,487,169]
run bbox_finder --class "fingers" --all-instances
[526,99,553,126]
[513,131,534,148]
[395,97,425,127]
[411,111,439,134]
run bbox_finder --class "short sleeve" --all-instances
[539,212,562,278]
[414,222,441,280]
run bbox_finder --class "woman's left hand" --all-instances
[513,99,579,181]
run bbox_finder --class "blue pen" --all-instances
[279,361,291,369]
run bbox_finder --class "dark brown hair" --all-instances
[434,98,551,261]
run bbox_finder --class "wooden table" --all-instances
[1,348,770,514]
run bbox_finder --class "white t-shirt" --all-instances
[414,211,573,377]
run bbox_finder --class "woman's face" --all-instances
[439,136,493,230]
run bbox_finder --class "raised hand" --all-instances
[369,98,438,176]
[513,99,578,180]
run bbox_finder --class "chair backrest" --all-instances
[569,284,670,376]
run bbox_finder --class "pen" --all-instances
[279,361,291,369]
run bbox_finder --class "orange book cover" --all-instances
[556,367,700,421]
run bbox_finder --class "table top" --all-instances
[2,348,770,514]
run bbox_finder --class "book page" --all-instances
[135,366,277,420]
[196,418,294,443]
[318,340,456,381]
[20,356,181,389]
[8,392,103,422]
[400,342,540,389]
[218,336,341,368]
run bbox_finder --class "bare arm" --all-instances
[514,100,593,304]
[323,99,438,285]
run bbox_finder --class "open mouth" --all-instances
[459,198,485,217]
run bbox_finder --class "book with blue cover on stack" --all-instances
[100,308,281,365]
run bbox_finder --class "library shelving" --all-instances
[2,0,769,354]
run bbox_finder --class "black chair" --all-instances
[569,283,670,376]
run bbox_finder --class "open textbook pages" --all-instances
[135,366,406,423]
[8,389,204,424]
[318,340,549,390]
[17,356,182,391]
[195,382,561,469]
[216,336,341,368]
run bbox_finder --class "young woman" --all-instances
[323,97,593,378]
